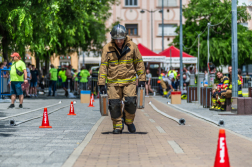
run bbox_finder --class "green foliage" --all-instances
[171,0,252,70]
[0,0,117,61]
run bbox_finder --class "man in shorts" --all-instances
[25,63,31,97]
[8,52,28,109]
[79,66,90,91]
[48,64,58,96]
[58,66,68,96]
[30,65,39,97]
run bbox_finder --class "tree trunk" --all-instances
[22,50,26,62]
[45,52,49,74]
[35,52,40,70]
[2,33,9,63]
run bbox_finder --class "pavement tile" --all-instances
[73,97,252,167]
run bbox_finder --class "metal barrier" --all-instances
[149,77,159,93]
[242,76,251,88]
[0,69,11,99]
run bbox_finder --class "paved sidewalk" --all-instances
[73,97,252,167]
[0,99,101,167]
[154,96,252,139]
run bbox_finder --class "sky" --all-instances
[238,0,249,6]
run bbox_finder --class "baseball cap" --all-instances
[11,52,21,59]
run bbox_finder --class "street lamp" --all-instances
[140,9,162,51]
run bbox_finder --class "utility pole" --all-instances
[232,0,238,97]
[198,35,200,74]
[197,34,200,104]
[140,9,162,51]
[82,52,85,67]
[207,22,210,83]
[162,0,164,51]
[179,0,183,91]
[170,48,172,70]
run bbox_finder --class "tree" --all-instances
[171,0,252,70]
[0,0,117,67]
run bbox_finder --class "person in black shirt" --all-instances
[30,65,39,97]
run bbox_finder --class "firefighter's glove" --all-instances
[138,81,145,87]
[99,85,107,94]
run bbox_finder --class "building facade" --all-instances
[106,0,252,53]
[106,0,190,53]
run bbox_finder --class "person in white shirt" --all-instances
[25,63,32,97]
[145,69,154,97]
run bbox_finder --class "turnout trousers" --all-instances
[107,84,137,130]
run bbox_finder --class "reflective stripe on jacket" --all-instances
[98,36,146,86]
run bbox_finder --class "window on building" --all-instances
[158,24,177,36]
[125,0,138,7]
[125,24,138,36]
[158,0,177,7]
[240,22,248,28]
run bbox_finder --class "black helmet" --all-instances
[110,24,127,39]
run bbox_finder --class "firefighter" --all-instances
[98,24,146,134]
[157,69,165,95]
[215,66,243,111]
[225,66,242,99]
[209,71,229,110]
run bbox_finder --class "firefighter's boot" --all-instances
[215,98,226,111]
[163,89,168,97]
[209,98,217,110]
[109,99,123,134]
[124,96,137,133]
[126,123,136,133]
[113,129,122,134]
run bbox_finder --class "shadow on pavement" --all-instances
[0,125,16,137]
[0,112,7,118]
[101,132,148,135]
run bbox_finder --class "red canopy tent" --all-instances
[158,45,195,58]
[137,43,165,62]
[158,46,197,65]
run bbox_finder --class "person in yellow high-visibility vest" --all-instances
[73,69,79,92]
[79,66,90,91]
[168,67,177,80]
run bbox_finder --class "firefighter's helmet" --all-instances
[110,24,127,39]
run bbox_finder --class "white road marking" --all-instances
[149,119,155,123]
[156,126,166,133]
[168,140,184,154]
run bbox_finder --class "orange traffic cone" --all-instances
[68,101,76,115]
[213,129,230,167]
[39,108,52,128]
[92,93,95,102]
[88,95,94,107]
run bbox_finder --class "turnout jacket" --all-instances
[98,36,146,87]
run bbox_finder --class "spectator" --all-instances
[204,70,208,84]
[238,68,243,87]
[48,64,57,96]
[8,52,28,109]
[79,66,90,92]
[30,65,39,97]
[145,69,154,97]
[168,67,177,80]
[66,65,73,92]
[183,67,191,86]
[3,60,7,68]
[25,63,31,97]
[0,63,5,77]
[2,60,8,76]
[58,66,68,96]
[73,69,79,92]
